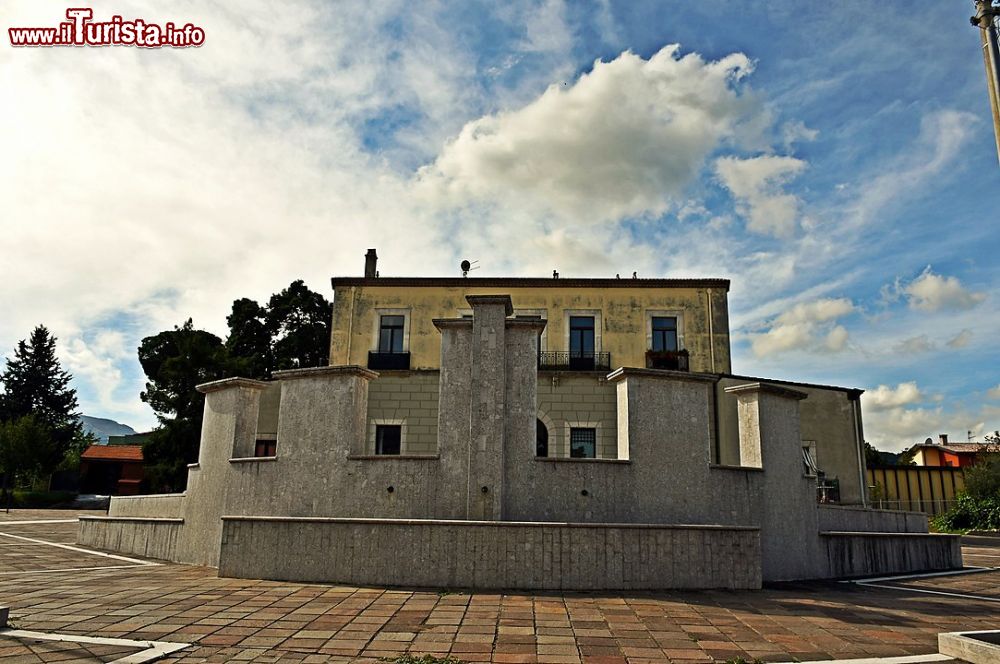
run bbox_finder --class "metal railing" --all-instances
[646,349,689,371]
[538,351,611,371]
[367,350,410,370]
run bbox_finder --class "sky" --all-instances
[2,1,999,451]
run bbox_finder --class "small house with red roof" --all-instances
[79,444,144,495]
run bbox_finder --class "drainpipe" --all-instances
[706,289,716,373]
[851,393,868,507]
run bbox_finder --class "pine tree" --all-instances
[0,325,84,479]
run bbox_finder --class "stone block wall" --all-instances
[366,371,440,455]
[218,517,762,590]
[537,373,618,458]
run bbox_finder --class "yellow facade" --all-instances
[329,278,731,373]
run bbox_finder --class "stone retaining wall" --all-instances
[218,517,762,590]
[817,505,928,534]
[822,531,961,578]
[78,516,184,561]
[107,493,186,519]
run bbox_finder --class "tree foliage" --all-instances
[0,326,86,485]
[0,416,56,489]
[138,281,331,491]
[138,320,237,491]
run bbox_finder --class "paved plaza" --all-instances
[0,510,996,663]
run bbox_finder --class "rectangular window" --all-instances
[651,316,678,352]
[378,315,405,353]
[375,424,402,455]
[570,427,596,459]
[569,316,595,357]
[254,439,276,457]
[802,441,818,476]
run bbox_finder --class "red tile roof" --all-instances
[81,444,144,462]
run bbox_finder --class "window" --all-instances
[802,441,818,476]
[569,316,595,357]
[254,438,276,457]
[651,316,678,352]
[375,424,402,455]
[378,315,405,353]
[536,419,549,457]
[570,427,596,459]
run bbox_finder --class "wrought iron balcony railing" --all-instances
[645,349,689,371]
[368,350,410,370]
[538,351,611,372]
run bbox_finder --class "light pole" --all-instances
[972,0,1000,164]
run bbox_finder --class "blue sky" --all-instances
[2,1,998,450]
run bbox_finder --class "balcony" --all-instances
[645,349,689,371]
[368,351,410,370]
[538,351,611,372]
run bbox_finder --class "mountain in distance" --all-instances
[79,415,136,444]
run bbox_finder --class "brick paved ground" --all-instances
[0,512,996,663]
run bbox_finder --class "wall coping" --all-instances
[606,367,719,384]
[817,504,927,517]
[272,365,378,381]
[724,381,808,400]
[196,377,270,394]
[78,516,184,524]
[110,493,186,500]
[820,531,960,539]
[220,515,760,531]
[346,454,441,461]
[535,457,630,464]
[466,294,514,315]
[433,318,474,330]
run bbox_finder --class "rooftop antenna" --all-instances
[460,259,479,277]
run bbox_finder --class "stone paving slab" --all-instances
[0,519,998,663]
[0,635,138,663]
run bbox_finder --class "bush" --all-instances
[964,456,1000,499]
[932,493,1000,531]
[4,489,77,509]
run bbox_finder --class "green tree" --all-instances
[0,416,56,494]
[0,325,85,481]
[138,320,237,490]
[226,298,272,378]
[266,280,331,371]
[138,281,331,490]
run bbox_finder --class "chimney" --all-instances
[364,248,378,279]
[939,433,948,445]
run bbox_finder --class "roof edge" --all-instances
[331,276,731,291]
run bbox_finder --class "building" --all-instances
[78,253,961,589]
[911,434,994,468]
[79,444,144,495]
[330,250,867,503]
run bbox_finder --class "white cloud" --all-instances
[417,45,762,224]
[780,120,818,149]
[863,382,924,412]
[903,267,986,312]
[715,155,807,237]
[61,330,146,418]
[751,297,854,357]
[988,384,1000,400]
[946,329,973,349]
[893,335,935,355]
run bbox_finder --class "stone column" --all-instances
[179,377,268,566]
[503,317,546,518]
[724,382,822,581]
[466,295,513,520]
